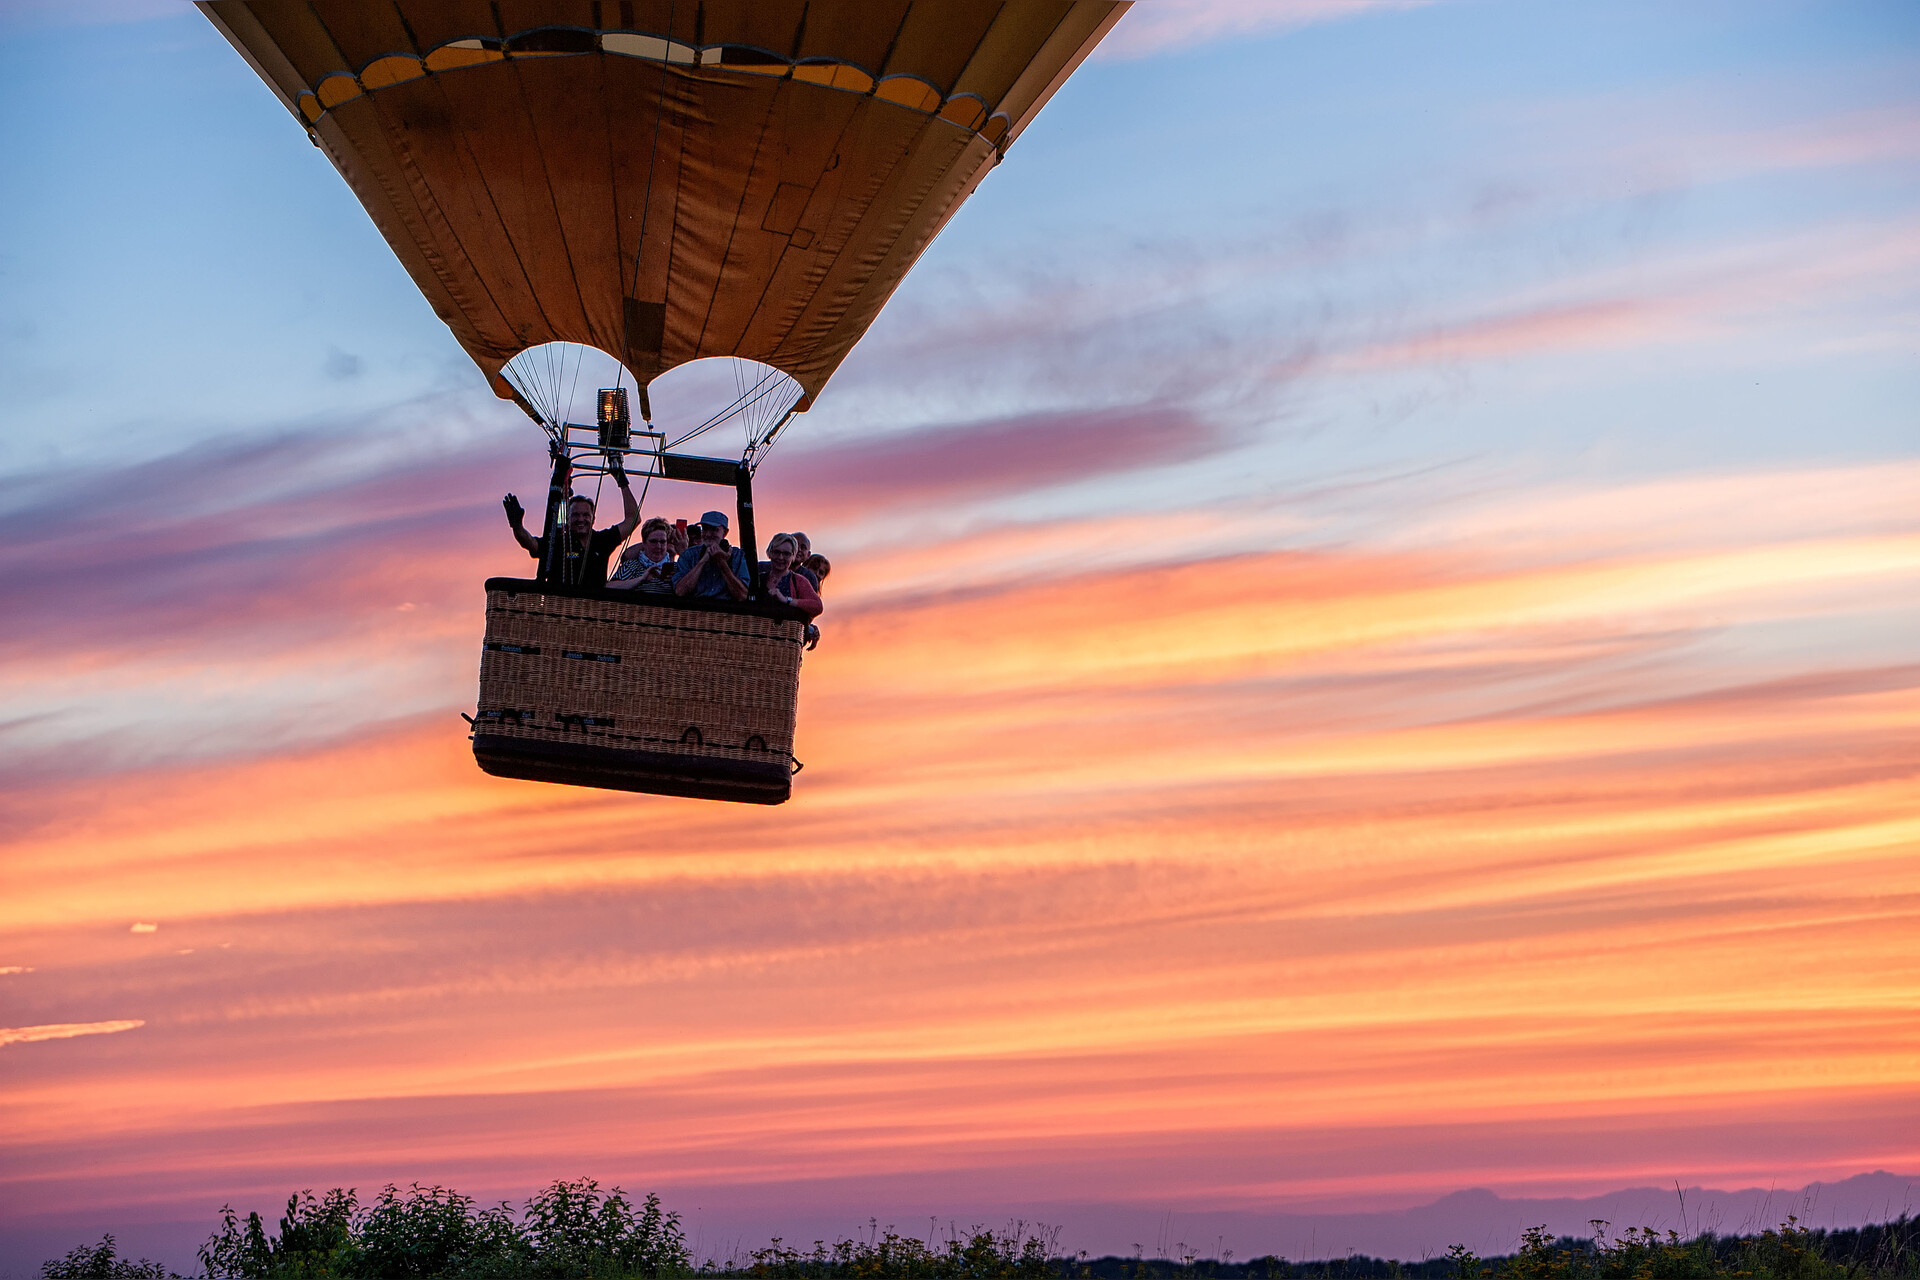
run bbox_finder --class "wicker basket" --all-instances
[470,578,807,804]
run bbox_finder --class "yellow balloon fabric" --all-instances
[199,1,1129,411]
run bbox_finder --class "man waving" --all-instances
[502,466,639,588]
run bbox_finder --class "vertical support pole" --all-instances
[734,462,763,599]
[539,443,570,584]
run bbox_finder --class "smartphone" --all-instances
[675,519,687,533]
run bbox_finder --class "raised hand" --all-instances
[503,493,525,526]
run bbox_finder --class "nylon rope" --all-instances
[623,0,677,303]
[668,365,785,450]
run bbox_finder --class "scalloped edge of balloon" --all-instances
[294,28,1013,150]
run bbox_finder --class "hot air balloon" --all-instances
[199,0,1129,803]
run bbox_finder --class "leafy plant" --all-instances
[42,1235,179,1280]
[745,1222,1058,1280]
[190,1179,689,1280]
[356,1185,520,1280]
[516,1179,688,1278]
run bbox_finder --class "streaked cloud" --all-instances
[1102,0,1435,58]
[1,1020,144,1047]
[761,405,1236,518]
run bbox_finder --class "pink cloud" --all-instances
[0,396,1247,691]
[1329,299,1654,372]
[1101,0,1435,59]
[1320,216,1920,374]
[760,404,1235,517]
[1706,103,1920,176]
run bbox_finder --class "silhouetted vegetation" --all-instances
[1445,1219,1920,1280]
[46,1180,689,1280]
[1073,1255,1457,1280]
[1073,1217,1919,1280]
[743,1223,1057,1280]
[191,1180,687,1280]
[42,1236,177,1280]
[40,1189,1919,1280]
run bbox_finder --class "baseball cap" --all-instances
[699,510,730,531]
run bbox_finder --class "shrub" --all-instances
[42,1235,179,1280]
[192,1179,689,1280]
[356,1185,520,1280]
[201,1189,359,1280]
[516,1179,689,1278]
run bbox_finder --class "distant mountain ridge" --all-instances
[1041,1171,1920,1262]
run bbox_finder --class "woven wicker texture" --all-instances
[476,588,804,767]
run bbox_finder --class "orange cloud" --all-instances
[3,450,1916,1265]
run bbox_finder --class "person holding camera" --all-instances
[606,517,678,594]
[672,509,751,601]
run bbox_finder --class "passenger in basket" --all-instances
[503,470,639,589]
[607,517,677,594]
[673,509,751,601]
[799,553,829,650]
[762,534,824,618]
[788,531,820,587]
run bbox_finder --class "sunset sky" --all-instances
[2,0,1918,1272]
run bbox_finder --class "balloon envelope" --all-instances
[199,1,1129,412]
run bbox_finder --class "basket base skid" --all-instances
[473,734,791,805]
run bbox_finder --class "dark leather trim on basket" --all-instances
[473,733,791,805]
[484,577,810,624]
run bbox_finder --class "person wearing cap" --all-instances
[673,508,751,601]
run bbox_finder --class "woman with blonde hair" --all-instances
[606,517,677,594]
[761,533,823,618]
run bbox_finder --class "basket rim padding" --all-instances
[485,576,812,624]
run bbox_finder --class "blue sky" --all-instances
[5,0,1914,476]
